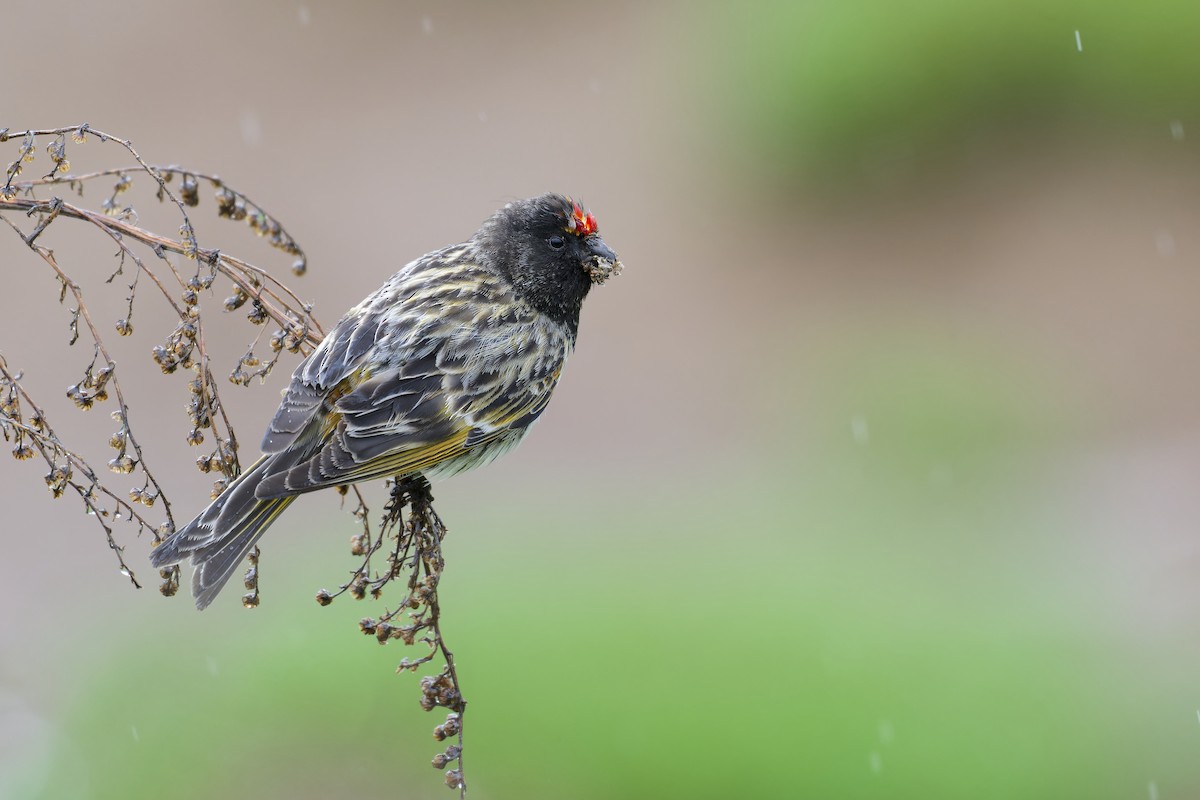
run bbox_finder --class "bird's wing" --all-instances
[253,261,571,497]
[259,246,468,456]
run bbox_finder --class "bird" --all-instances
[150,193,622,609]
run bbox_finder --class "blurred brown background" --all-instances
[3,1,1200,798]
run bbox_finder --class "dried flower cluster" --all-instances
[318,476,469,797]
[0,124,323,591]
[0,125,472,795]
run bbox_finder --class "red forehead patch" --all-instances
[566,202,598,236]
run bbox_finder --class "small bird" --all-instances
[150,193,622,609]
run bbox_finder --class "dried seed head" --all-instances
[180,175,199,206]
[247,301,268,325]
[159,567,180,597]
[315,589,333,606]
[66,384,95,410]
[107,455,135,474]
[215,188,236,217]
[43,464,71,497]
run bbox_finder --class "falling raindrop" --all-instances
[1154,231,1176,258]
[240,111,263,148]
[851,414,869,445]
[1170,120,1185,141]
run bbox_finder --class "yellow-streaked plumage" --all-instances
[150,193,622,609]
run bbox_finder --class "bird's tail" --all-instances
[150,456,295,610]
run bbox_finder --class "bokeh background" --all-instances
[3,1,1200,797]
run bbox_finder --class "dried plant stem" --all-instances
[2,213,177,531]
[0,124,321,591]
[1,195,320,340]
[320,477,468,796]
[0,356,161,585]
[1,124,471,794]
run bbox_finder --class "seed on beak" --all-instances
[585,256,623,285]
[584,236,622,284]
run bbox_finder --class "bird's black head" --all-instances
[474,193,622,330]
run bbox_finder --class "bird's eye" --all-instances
[547,234,566,250]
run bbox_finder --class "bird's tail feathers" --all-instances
[150,456,295,610]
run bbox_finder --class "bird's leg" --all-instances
[396,472,433,507]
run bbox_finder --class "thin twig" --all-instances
[1,196,322,342]
[1,123,469,794]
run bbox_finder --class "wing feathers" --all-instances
[252,247,571,497]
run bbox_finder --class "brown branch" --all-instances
[0,356,167,586]
[319,478,469,796]
[1,196,322,343]
[2,219,179,534]
[20,165,306,273]
[1,123,471,795]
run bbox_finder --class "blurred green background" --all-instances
[3,1,1200,798]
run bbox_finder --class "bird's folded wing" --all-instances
[254,323,567,498]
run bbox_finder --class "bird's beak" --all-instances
[583,235,623,285]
